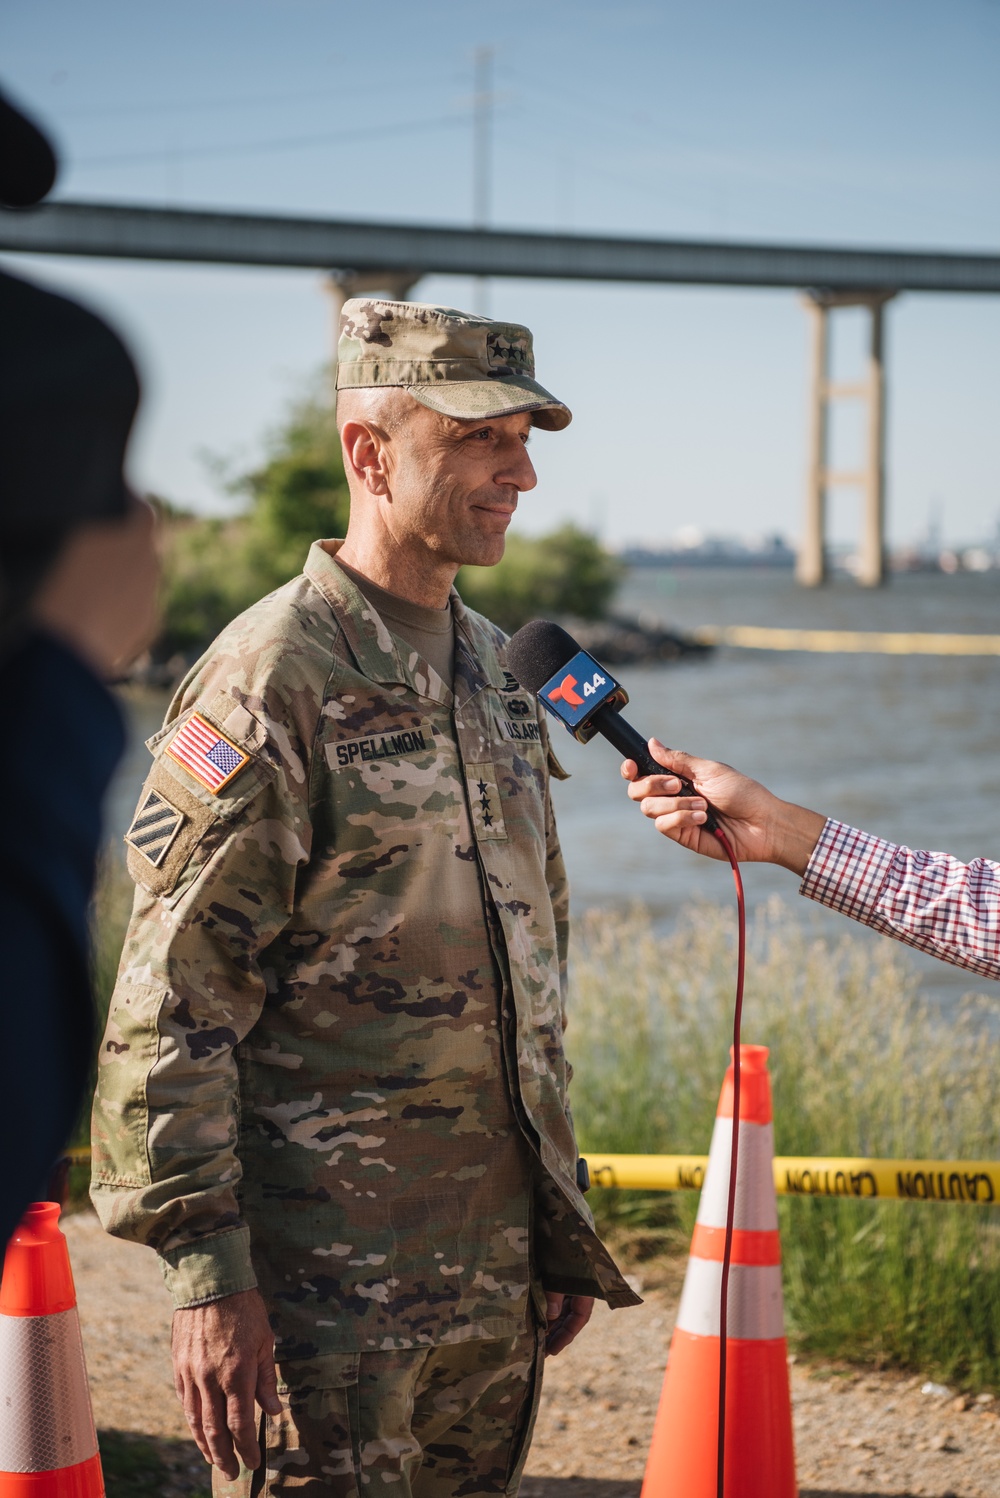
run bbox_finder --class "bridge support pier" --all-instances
[796,289,896,587]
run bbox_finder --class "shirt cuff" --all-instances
[159,1225,258,1309]
[799,818,900,923]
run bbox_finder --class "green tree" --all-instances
[457,524,623,634]
[157,394,621,655]
[239,396,350,579]
[159,395,349,656]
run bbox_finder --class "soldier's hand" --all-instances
[171,1287,282,1480]
[544,1292,594,1356]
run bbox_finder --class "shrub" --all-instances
[156,392,622,654]
[157,395,350,658]
[457,524,623,634]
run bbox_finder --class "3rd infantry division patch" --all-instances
[125,788,185,867]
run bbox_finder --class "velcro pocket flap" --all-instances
[276,1353,361,1394]
[127,714,276,898]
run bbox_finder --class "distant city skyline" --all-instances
[2,0,998,548]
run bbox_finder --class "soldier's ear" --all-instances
[341,419,390,497]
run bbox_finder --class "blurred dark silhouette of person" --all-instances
[0,84,159,1245]
[0,85,57,209]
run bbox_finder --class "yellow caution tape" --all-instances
[694,625,1000,657]
[58,1148,93,1170]
[588,1154,710,1193]
[62,1145,1000,1204]
[587,1154,1000,1204]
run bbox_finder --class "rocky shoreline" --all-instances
[566,614,714,665]
[118,614,712,693]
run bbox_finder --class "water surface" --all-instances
[108,568,1000,1015]
[549,568,1000,1013]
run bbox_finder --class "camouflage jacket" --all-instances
[91,542,638,1359]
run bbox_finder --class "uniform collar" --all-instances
[304,539,508,705]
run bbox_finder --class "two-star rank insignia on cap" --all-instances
[165,712,250,794]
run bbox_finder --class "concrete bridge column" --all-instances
[857,292,894,587]
[796,289,896,588]
[796,295,830,587]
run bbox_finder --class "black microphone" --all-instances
[506,619,720,832]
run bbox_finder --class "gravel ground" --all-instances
[65,1211,1000,1497]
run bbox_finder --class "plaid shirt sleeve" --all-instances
[800,819,1000,982]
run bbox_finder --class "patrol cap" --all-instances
[336,299,572,431]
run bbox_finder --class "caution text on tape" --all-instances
[586,1154,1000,1205]
[64,1146,1000,1205]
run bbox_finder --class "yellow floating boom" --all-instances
[587,1153,1000,1204]
[695,625,1000,656]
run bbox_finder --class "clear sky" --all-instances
[3,0,999,548]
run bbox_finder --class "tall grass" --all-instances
[570,902,1000,1387]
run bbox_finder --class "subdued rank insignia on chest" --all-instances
[165,712,251,794]
[124,788,185,867]
[466,763,507,840]
[495,715,542,746]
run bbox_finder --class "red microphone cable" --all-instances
[711,824,746,1498]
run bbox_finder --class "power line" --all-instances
[54,76,454,121]
[502,84,1000,242]
[508,65,713,157]
[57,86,347,120]
[473,46,494,229]
[73,112,470,171]
[473,44,495,315]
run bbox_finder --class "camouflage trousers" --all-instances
[213,1320,545,1497]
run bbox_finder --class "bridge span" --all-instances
[4,200,999,584]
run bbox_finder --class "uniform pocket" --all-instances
[91,981,165,1186]
[125,736,275,899]
[125,762,221,898]
[269,1356,363,1495]
[276,1352,361,1394]
[389,1193,463,1293]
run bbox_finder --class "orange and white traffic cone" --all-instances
[641,1045,796,1498]
[0,1202,104,1496]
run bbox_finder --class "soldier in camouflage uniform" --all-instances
[92,300,639,1496]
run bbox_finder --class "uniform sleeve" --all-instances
[90,662,321,1308]
[801,818,1000,982]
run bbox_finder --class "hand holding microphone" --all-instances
[505,617,826,876]
[621,740,825,875]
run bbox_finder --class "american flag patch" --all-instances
[165,712,251,794]
[125,788,184,867]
